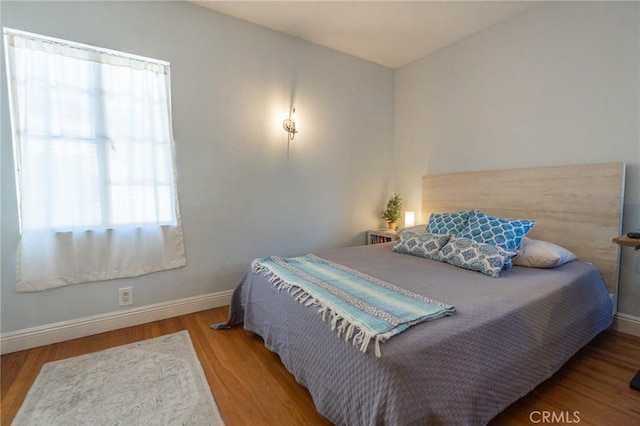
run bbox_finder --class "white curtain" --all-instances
[4,29,187,292]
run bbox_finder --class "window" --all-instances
[4,28,186,291]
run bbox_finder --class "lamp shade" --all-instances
[405,211,415,227]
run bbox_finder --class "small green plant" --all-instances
[381,193,402,223]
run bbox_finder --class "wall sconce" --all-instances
[283,108,298,140]
[405,211,415,227]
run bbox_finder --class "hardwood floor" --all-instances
[2,307,639,425]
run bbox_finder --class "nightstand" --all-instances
[367,229,398,245]
[612,234,640,391]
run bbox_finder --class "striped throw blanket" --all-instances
[252,254,455,357]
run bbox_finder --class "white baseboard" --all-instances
[0,290,233,355]
[612,313,640,338]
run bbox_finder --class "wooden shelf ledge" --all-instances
[613,235,640,249]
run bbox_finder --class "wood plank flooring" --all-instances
[2,307,639,425]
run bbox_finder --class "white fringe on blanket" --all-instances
[252,259,387,357]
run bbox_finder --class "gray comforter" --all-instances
[214,243,613,425]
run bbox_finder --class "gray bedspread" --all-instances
[213,243,613,425]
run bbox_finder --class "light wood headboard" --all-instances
[422,163,626,294]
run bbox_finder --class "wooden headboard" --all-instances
[422,163,626,294]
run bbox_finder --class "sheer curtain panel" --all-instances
[4,28,187,291]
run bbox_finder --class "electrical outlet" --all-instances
[118,287,133,306]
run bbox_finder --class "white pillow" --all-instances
[513,237,577,268]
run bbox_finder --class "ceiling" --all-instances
[191,1,539,69]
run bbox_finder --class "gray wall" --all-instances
[395,2,640,316]
[0,1,395,332]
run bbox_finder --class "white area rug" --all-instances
[12,331,224,425]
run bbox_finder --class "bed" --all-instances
[214,163,625,425]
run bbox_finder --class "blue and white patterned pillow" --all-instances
[392,231,450,260]
[425,210,473,235]
[439,236,509,278]
[460,211,535,270]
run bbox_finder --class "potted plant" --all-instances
[381,193,402,229]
